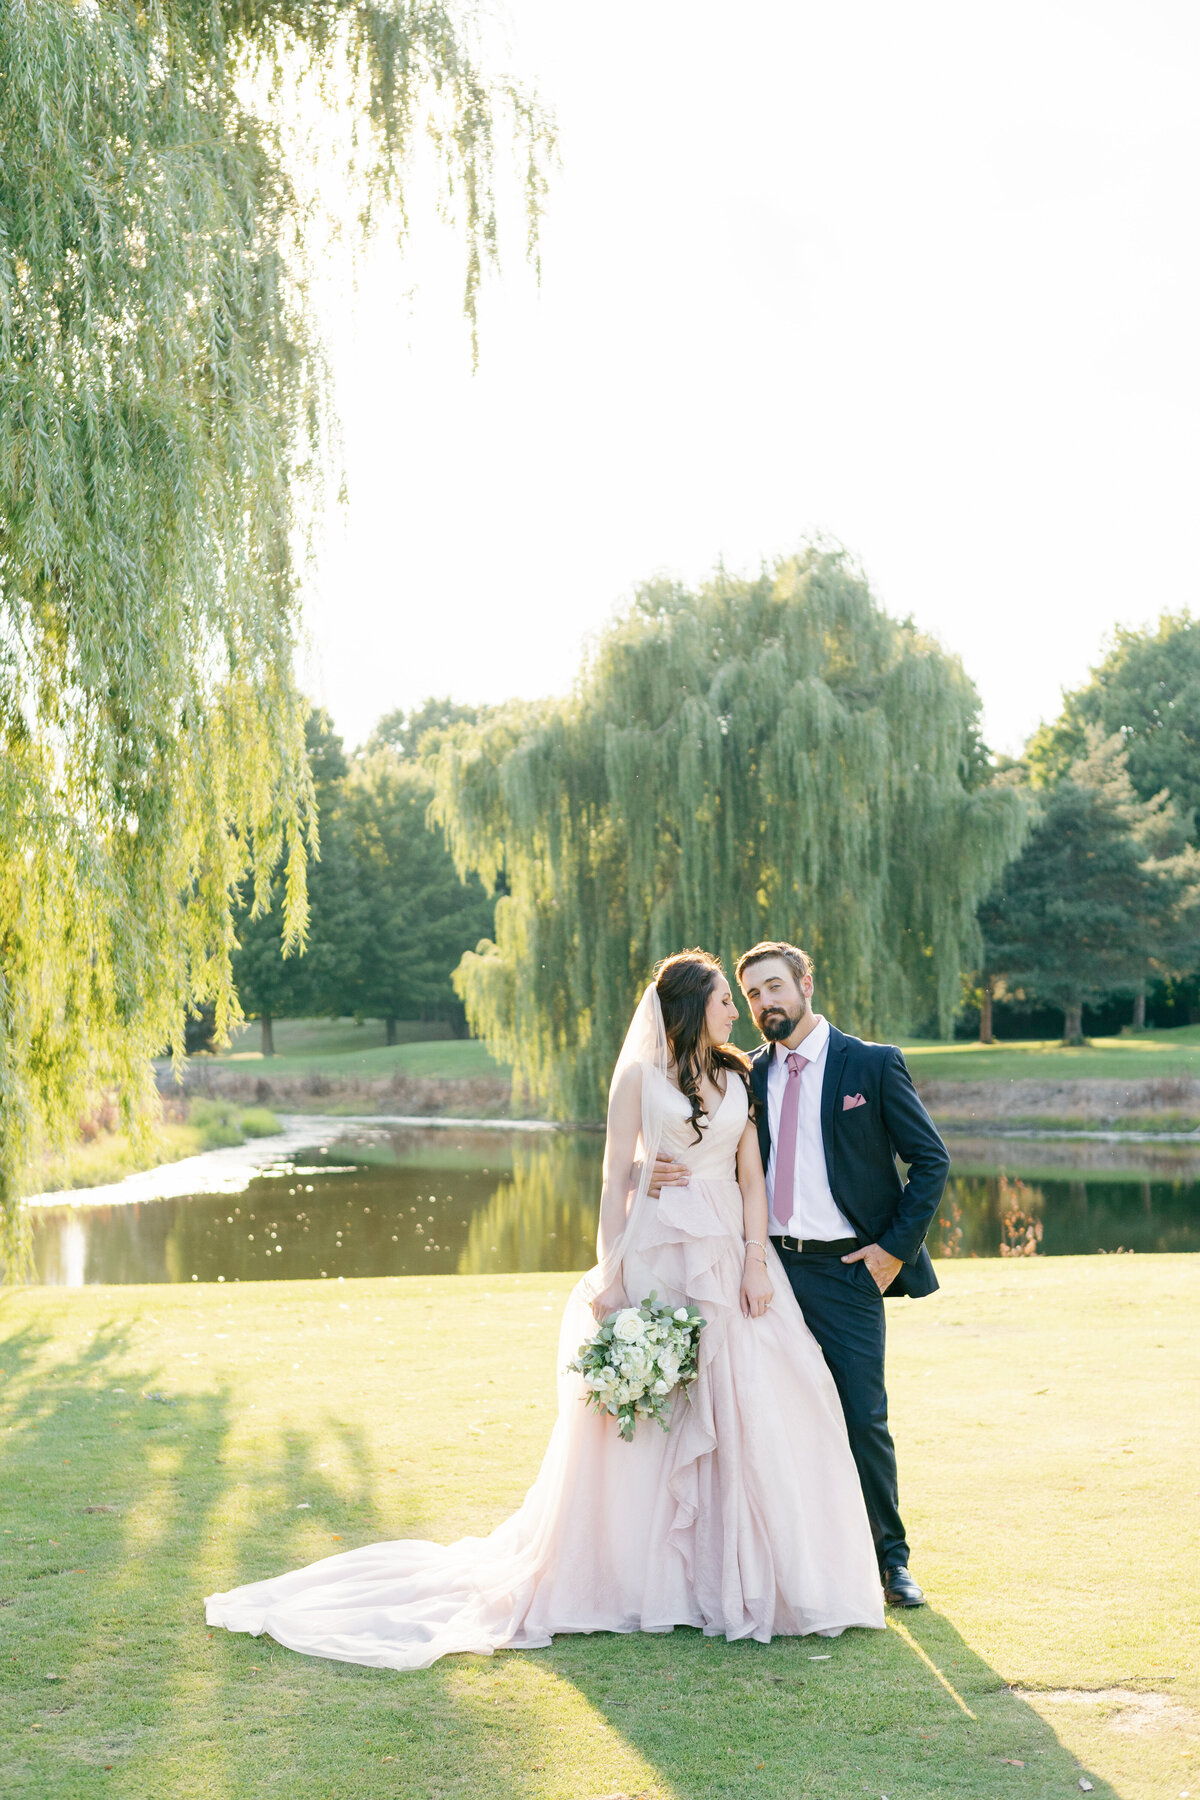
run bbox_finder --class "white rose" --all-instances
[673,1307,690,1322]
[652,1378,670,1395]
[613,1310,646,1342]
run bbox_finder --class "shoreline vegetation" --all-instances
[2,1260,1195,1800]
[32,1100,281,1200]
[32,1018,1200,1200]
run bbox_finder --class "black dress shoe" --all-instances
[883,1566,925,1607]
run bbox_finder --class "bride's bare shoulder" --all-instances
[611,1059,673,1105]
[609,1061,647,1106]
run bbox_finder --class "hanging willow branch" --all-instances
[433,551,1032,1120]
[0,0,554,1271]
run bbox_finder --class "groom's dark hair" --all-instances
[735,940,814,988]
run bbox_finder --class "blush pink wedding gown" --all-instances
[206,1075,885,1668]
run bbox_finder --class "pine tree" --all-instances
[979,732,1200,1042]
[433,550,1030,1119]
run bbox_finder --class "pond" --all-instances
[28,1121,1200,1286]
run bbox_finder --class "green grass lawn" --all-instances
[200,1017,507,1083]
[900,1029,1200,1084]
[194,1017,1200,1099]
[1,1260,1195,1799]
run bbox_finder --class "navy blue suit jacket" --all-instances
[750,1026,950,1298]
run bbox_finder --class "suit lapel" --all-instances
[750,1045,772,1171]
[820,1026,849,1182]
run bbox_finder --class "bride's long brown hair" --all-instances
[654,949,752,1145]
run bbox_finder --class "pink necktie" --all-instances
[773,1051,808,1232]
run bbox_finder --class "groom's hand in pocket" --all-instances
[648,1154,689,1198]
[841,1243,902,1294]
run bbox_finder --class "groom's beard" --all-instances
[760,1007,803,1041]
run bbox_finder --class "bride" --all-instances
[205,950,885,1667]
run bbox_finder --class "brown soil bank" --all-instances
[918,1075,1200,1132]
[170,1063,1200,1133]
[170,1062,520,1119]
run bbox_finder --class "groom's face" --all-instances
[739,957,813,1041]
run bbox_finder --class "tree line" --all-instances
[433,551,1027,1116]
[7,4,1189,1245]
[975,613,1200,1043]
[231,704,494,1054]
[427,559,1200,1100]
[246,569,1200,1094]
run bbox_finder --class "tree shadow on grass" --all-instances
[529,1605,1118,1800]
[0,1306,510,1800]
[0,1305,1122,1800]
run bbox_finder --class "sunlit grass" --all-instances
[211,1016,1200,1092]
[193,1016,1200,1106]
[1,1260,1195,1798]
[901,1032,1200,1084]
[203,1019,507,1084]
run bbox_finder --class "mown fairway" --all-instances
[203,1018,507,1084]
[201,1017,1200,1098]
[1,1260,1195,1799]
[900,1030,1200,1085]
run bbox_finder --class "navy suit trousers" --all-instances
[776,1246,909,1572]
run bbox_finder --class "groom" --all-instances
[654,940,949,1607]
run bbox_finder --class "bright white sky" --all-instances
[301,0,1200,759]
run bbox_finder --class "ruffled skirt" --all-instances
[205,1177,884,1668]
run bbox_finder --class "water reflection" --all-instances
[459,1136,601,1274]
[28,1123,1200,1285]
[940,1134,1200,1257]
[30,1128,603,1287]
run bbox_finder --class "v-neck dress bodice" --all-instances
[655,1070,747,1175]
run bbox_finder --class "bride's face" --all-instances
[704,978,739,1046]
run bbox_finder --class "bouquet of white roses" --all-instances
[568,1291,706,1442]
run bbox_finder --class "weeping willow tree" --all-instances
[0,1,552,1270]
[434,550,1031,1119]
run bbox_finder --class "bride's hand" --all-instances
[740,1258,774,1320]
[590,1279,630,1322]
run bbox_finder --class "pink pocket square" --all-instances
[842,1092,867,1111]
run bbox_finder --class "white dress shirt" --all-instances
[764,1015,857,1240]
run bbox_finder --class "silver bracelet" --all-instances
[744,1238,768,1260]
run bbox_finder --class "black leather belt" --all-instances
[771,1235,860,1257]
